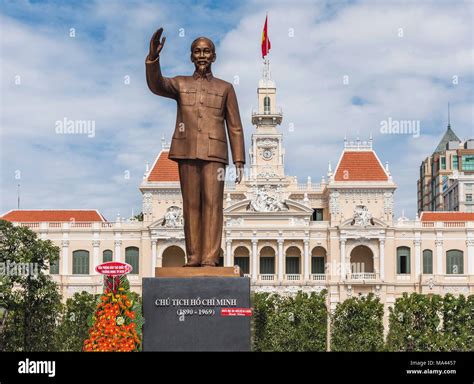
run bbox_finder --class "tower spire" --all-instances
[447,102,451,129]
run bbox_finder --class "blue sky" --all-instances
[1,0,473,220]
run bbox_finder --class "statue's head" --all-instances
[190,37,216,74]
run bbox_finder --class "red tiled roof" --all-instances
[334,151,388,181]
[147,151,179,182]
[420,212,474,222]
[1,210,106,222]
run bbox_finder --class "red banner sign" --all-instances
[96,262,132,276]
[221,308,253,317]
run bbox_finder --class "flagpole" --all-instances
[265,13,269,100]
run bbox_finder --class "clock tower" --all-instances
[248,59,285,181]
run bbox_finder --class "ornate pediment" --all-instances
[224,198,312,216]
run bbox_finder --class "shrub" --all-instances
[387,293,445,351]
[330,293,384,351]
[253,290,327,352]
[57,291,98,351]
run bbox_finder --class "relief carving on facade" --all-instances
[227,217,244,227]
[257,138,278,150]
[289,217,308,226]
[257,165,278,179]
[329,191,340,215]
[143,192,153,214]
[383,192,393,215]
[351,205,374,226]
[247,186,288,212]
[162,206,183,227]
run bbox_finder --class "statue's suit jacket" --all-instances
[145,56,245,165]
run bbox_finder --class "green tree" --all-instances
[253,291,327,351]
[439,294,473,351]
[386,292,444,351]
[57,291,98,351]
[0,220,63,351]
[330,293,384,351]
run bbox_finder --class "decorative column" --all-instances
[303,238,310,280]
[251,238,258,281]
[466,238,474,275]
[340,239,346,279]
[413,238,421,277]
[435,239,443,275]
[92,239,100,275]
[277,239,284,281]
[379,239,385,280]
[151,240,157,275]
[61,239,69,275]
[225,239,232,267]
[114,239,122,262]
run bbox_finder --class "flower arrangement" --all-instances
[83,275,143,352]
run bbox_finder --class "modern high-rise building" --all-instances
[417,124,474,213]
[443,172,474,212]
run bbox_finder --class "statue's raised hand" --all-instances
[149,28,166,61]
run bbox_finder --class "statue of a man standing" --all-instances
[146,28,245,267]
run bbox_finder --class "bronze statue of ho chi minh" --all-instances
[145,28,245,267]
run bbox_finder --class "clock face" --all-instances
[262,149,272,160]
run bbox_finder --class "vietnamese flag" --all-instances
[261,14,271,58]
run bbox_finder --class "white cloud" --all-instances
[1,0,473,220]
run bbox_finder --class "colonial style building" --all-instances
[2,60,473,332]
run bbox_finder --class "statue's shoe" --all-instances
[183,261,201,267]
[200,261,218,267]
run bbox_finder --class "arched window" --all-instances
[103,249,113,263]
[285,246,301,274]
[422,250,433,274]
[234,246,250,274]
[311,247,326,274]
[73,250,90,275]
[125,247,139,274]
[396,246,410,274]
[264,96,270,114]
[446,250,463,274]
[50,258,59,275]
[259,246,275,274]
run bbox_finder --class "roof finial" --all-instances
[161,135,170,150]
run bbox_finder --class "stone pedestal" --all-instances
[142,269,251,351]
[155,266,242,278]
